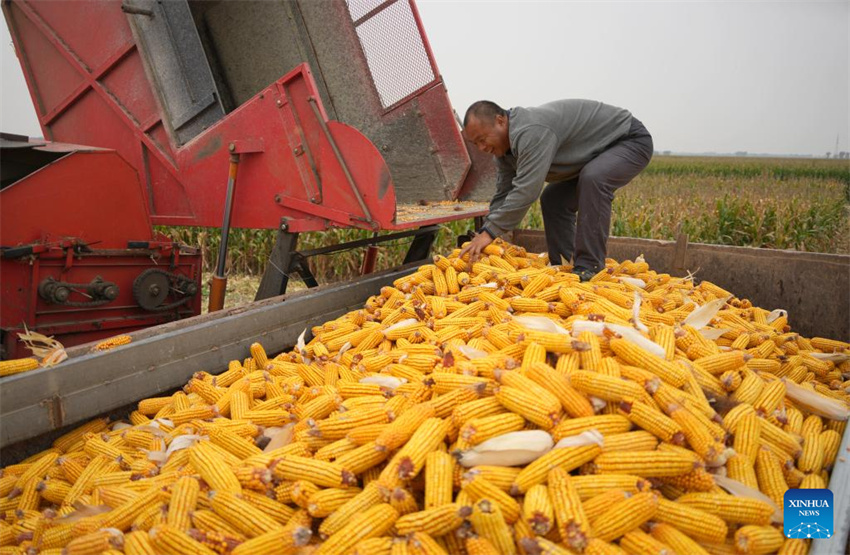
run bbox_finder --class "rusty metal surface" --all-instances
[511,230,850,341]
[0,263,417,450]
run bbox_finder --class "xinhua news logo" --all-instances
[784,489,833,539]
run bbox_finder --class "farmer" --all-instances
[459,99,653,281]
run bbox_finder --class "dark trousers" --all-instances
[540,117,653,270]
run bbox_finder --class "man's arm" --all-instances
[488,157,516,214]
[481,126,559,238]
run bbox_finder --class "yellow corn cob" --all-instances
[648,522,710,555]
[469,499,515,555]
[123,530,155,555]
[16,451,59,485]
[725,453,759,489]
[273,455,357,488]
[677,492,775,525]
[521,483,554,535]
[461,466,521,493]
[229,517,312,555]
[778,539,810,555]
[619,529,673,555]
[547,468,590,551]
[526,362,595,417]
[735,525,785,555]
[429,387,480,419]
[208,427,263,460]
[584,538,628,555]
[618,399,684,444]
[317,503,399,555]
[314,437,359,462]
[332,441,386,475]
[609,338,688,386]
[666,403,728,465]
[149,525,218,555]
[798,431,824,474]
[462,474,520,524]
[820,429,841,471]
[589,491,658,541]
[165,476,199,531]
[568,370,646,403]
[552,414,632,441]
[238,489,295,524]
[282,479,311,510]
[651,498,728,544]
[98,485,164,530]
[424,451,454,509]
[312,406,390,440]
[353,537,394,555]
[305,487,361,517]
[800,414,824,437]
[512,444,601,494]
[0,357,40,377]
[318,482,384,538]
[733,412,762,465]
[208,491,280,537]
[513,330,583,354]
[376,403,437,451]
[581,489,629,524]
[458,413,525,448]
[592,450,697,477]
[495,385,560,429]
[64,528,124,555]
[191,509,247,539]
[755,448,788,508]
[379,418,450,487]
[799,473,826,489]
[189,442,242,494]
[186,529,243,555]
[385,486,419,515]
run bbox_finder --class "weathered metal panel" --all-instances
[511,231,850,340]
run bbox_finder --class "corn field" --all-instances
[160,155,849,288]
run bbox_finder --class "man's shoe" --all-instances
[573,267,597,282]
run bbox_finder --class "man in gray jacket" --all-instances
[460,99,653,281]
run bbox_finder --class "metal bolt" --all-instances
[381,145,389,151]
[281,223,288,231]
[149,284,160,296]
[276,99,283,107]
[229,143,236,152]
[274,194,282,204]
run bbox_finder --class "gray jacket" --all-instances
[482,99,632,237]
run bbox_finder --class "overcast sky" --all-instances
[2,1,848,156]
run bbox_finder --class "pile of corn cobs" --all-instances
[1,239,848,555]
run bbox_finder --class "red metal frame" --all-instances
[3,0,492,236]
[1,146,202,359]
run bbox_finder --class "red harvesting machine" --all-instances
[1,0,495,358]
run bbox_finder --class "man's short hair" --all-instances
[463,100,507,127]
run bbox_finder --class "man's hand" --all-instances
[458,231,493,263]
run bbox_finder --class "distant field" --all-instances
[161,155,849,305]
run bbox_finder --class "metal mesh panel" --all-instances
[348,0,436,109]
[345,0,387,21]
